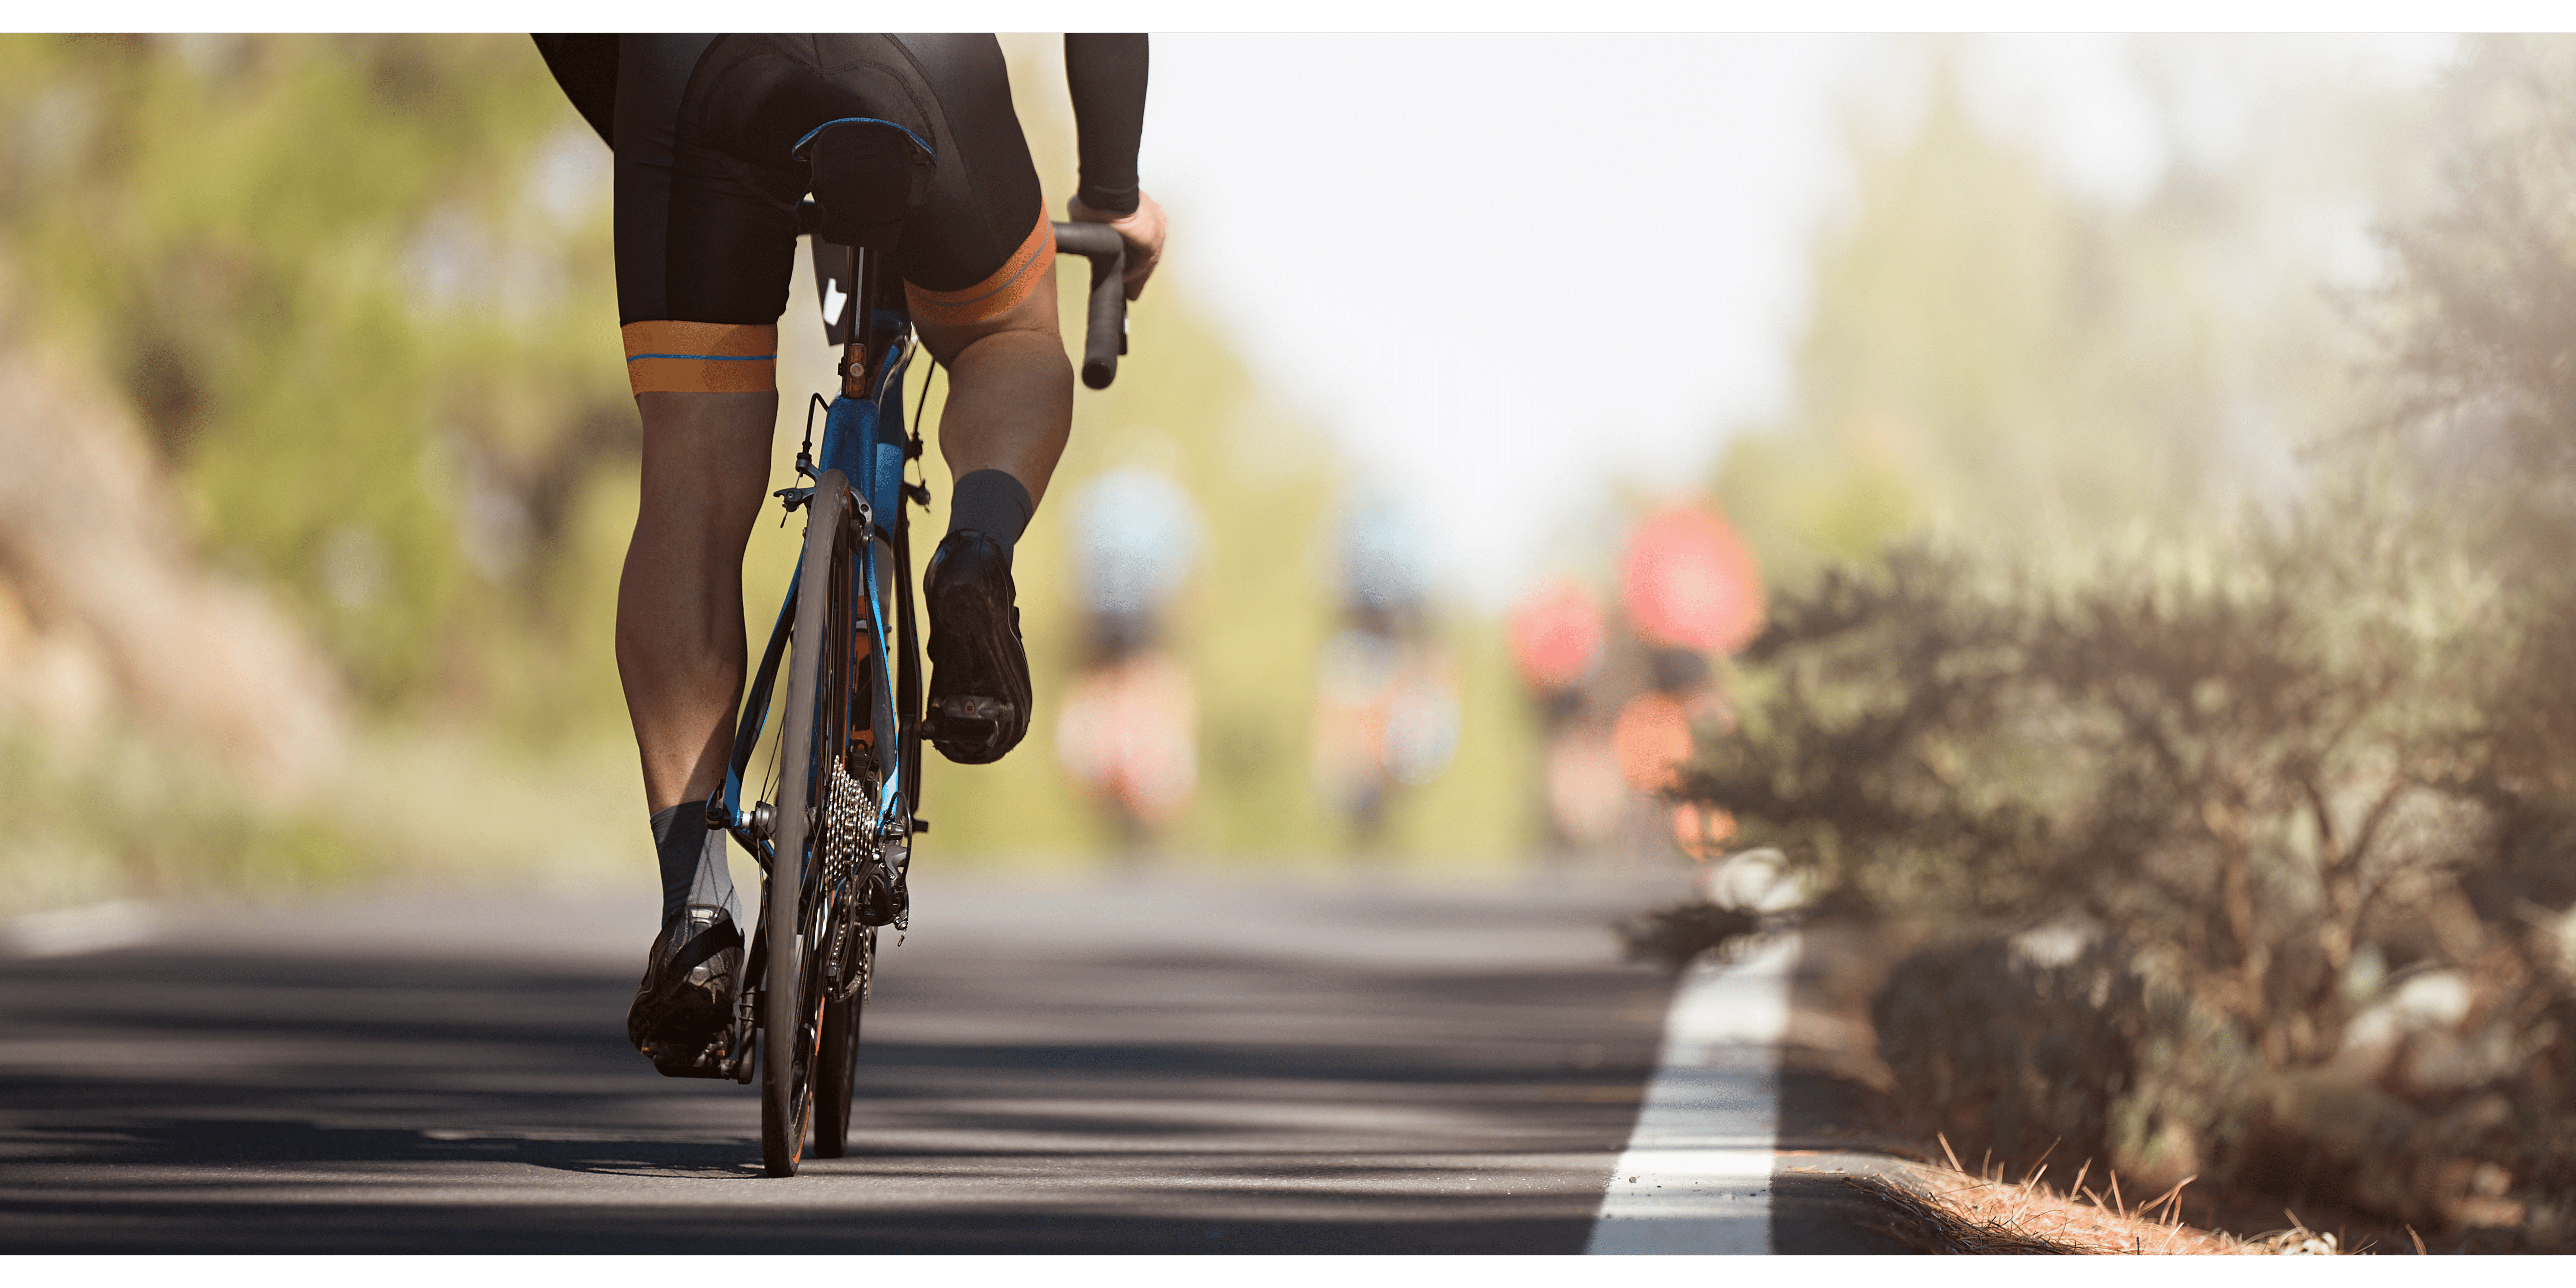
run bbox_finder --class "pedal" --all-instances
[927,696,1014,739]
[646,1034,735,1080]
[723,1001,757,1083]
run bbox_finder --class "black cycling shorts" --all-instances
[539,34,1048,395]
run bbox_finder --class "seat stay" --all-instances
[714,577,800,869]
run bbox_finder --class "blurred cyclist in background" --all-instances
[531,34,1166,1074]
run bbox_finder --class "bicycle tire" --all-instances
[811,506,904,1157]
[761,470,859,1177]
[810,925,873,1157]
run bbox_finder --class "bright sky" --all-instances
[1139,34,2458,607]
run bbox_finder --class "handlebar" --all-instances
[1050,221,1128,389]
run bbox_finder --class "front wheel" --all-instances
[761,472,859,1177]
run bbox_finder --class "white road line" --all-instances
[1585,930,1799,1255]
[0,900,157,958]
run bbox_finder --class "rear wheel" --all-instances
[762,471,860,1177]
[810,925,874,1158]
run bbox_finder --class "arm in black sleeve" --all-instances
[1063,33,1147,214]
[532,34,618,149]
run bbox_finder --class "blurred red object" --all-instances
[1620,505,1764,654]
[1670,802,1737,862]
[1506,578,1605,691]
[1613,691,1695,793]
[1055,652,1197,825]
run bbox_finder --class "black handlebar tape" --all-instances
[1050,221,1128,389]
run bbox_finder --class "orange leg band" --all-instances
[903,209,1055,327]
[623,321,779,395]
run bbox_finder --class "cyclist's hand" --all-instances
[1068,192,1165,302]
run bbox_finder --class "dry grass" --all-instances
[1843,1133,2388,1255]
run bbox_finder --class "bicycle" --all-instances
[673,118,1130,1177]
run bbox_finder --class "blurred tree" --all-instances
[0,34,632,728]
[2376,35,2576,557]
[1713,52,2399,590]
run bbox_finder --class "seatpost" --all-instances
[838,247,877,399]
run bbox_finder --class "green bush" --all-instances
[1687,503,2576,1225]
[0,717,359,910]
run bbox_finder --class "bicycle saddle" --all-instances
[792,117,936,252]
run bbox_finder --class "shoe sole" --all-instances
[636,976,732,1047]
[639,978,734,1075]
[628,927,742,1058]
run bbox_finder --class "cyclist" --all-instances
[531,34,1167,1074]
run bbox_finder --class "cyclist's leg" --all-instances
[880,35,1069,763]
[606,34,805,1064]
[904,271,1073,762]
[915,271,1074,513]
[881,34,1076,518]
[618,422,770,1067]
[612,33,800,826]
[618,391,774,815]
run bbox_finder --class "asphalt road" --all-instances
[0,871,1731,1254]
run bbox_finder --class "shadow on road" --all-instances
[0,886,1673,1252]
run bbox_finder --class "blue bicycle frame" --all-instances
[708,312,921,880]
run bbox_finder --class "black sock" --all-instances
[947,469,1034,558]
[650,804,737,925]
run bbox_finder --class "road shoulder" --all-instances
[1771,915,1924,1254]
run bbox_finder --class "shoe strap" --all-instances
[667,918,744,977]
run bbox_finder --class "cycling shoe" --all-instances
[924,529,1032,765]
[625,905,743,1076]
